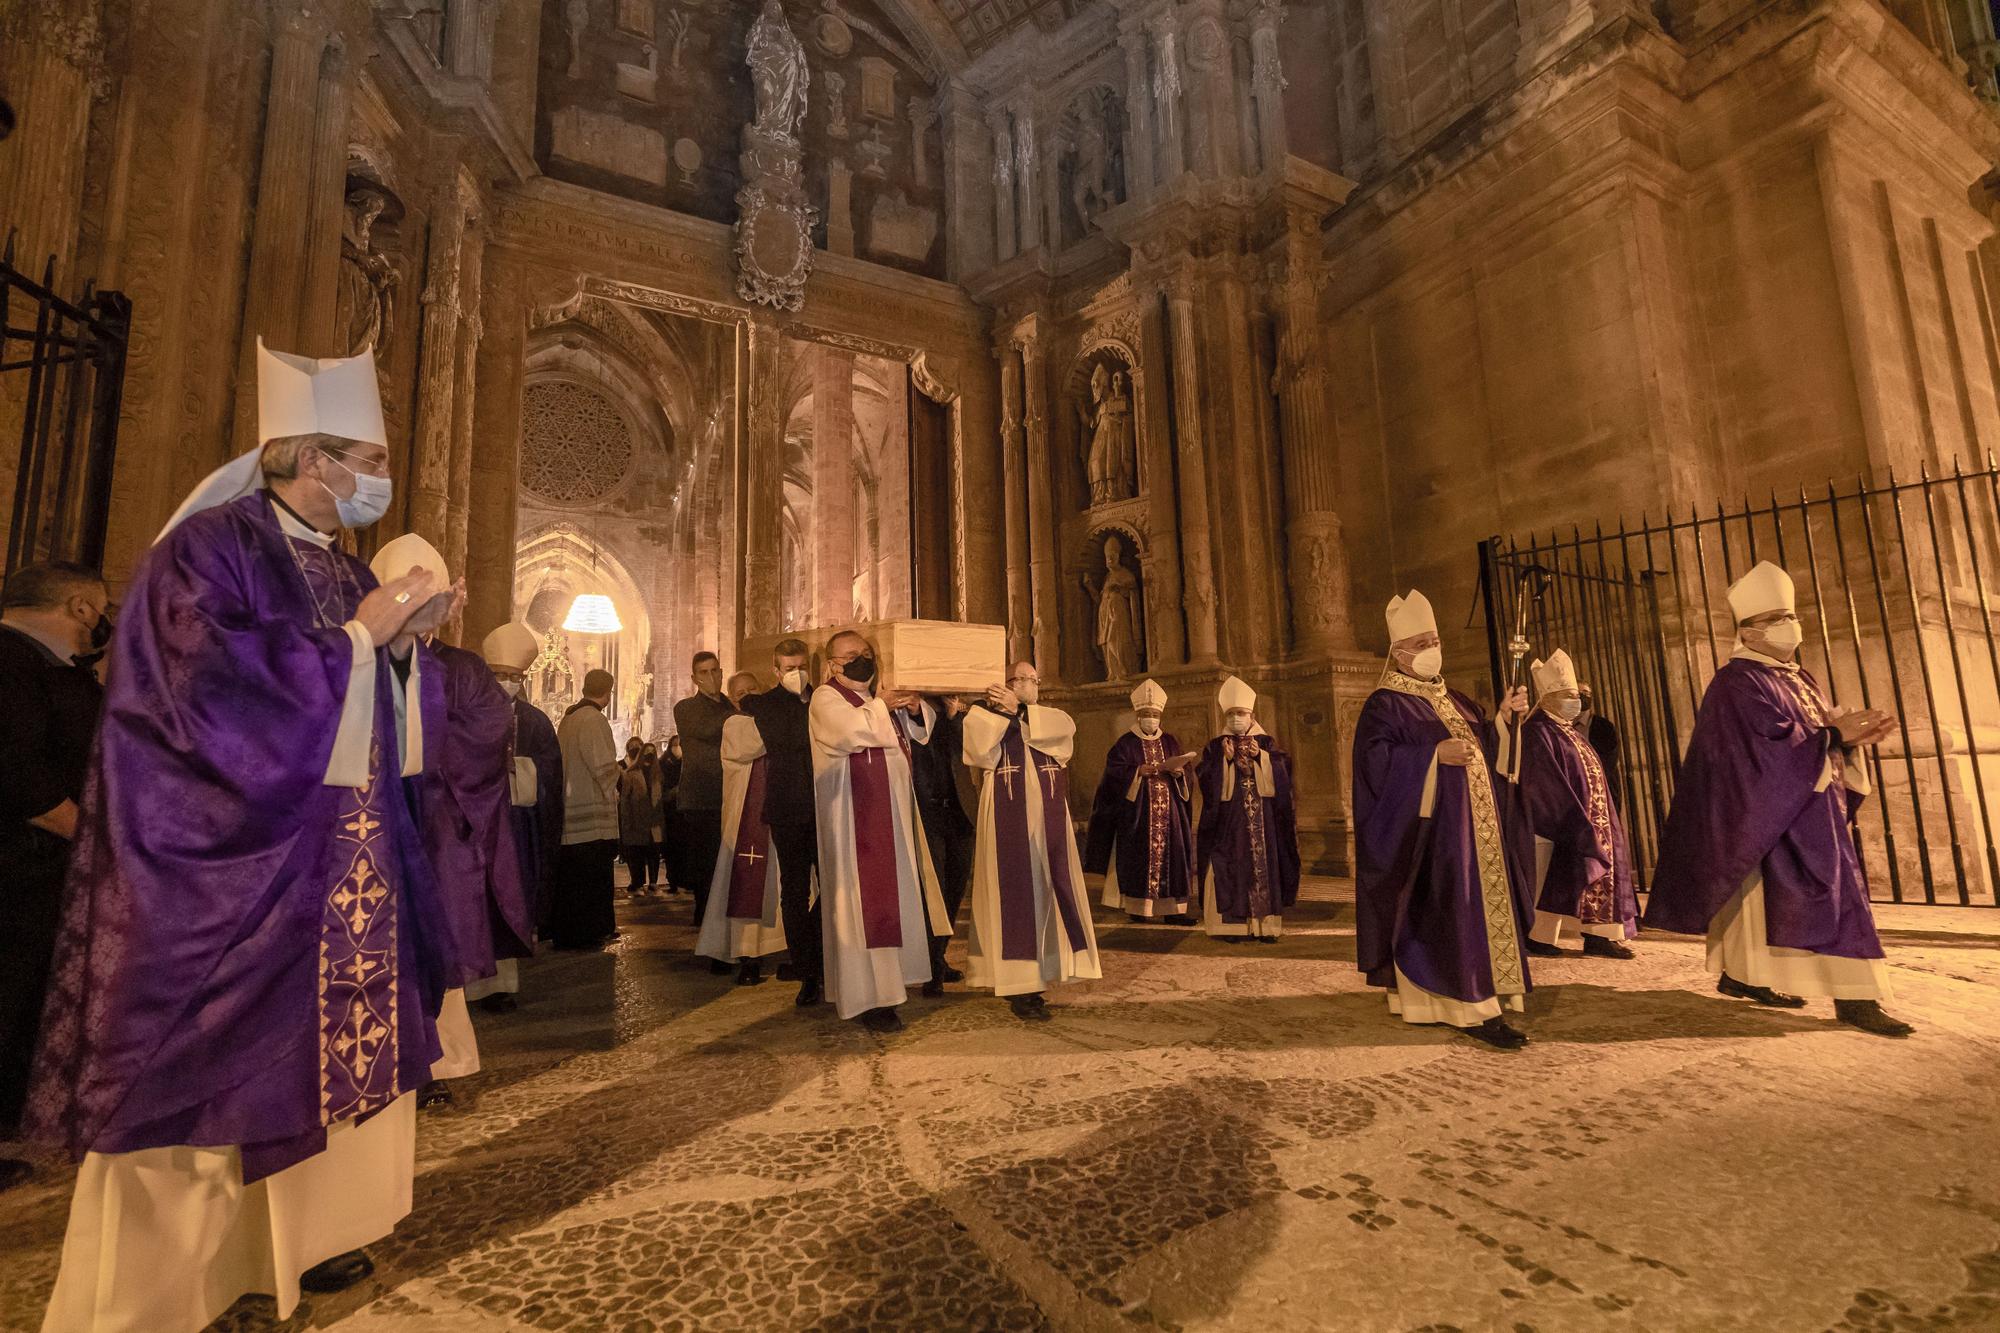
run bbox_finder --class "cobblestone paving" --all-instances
[3,878,1998,1332]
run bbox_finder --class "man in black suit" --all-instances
[1576,683,1623,811]
[673,650,737,933]
[0,561,110,1191]
[895,694,974,994]
[739,639,823,1005]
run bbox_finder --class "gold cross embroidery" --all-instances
[343,811,382,842]
[737,845,764,871]
[995,755,1022,798]
[1038,756,1062,801]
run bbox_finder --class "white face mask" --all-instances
[319,452,393,529]
[1551,697,1582,721]
[1405,646,1442,680]
[781,668,807,695]
[1756,619,1803,654]
[1014,680,1039,705]
[1226,714,1252,736]
[1137,716,1161,737]
[498,678,524,699]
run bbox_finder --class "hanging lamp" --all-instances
[560,516,623,633]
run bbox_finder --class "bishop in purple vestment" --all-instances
[1085,678,1197,924]
[1518,649,1639,959]
[31,342,466,1332]
[1352,590,1536,1050]
[1195,676,1300,942]
[1646,561,1911,1037]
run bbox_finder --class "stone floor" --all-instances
[4,876,2000,1333]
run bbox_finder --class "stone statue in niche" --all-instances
[1082,532,1144,681]
[1078,361,1135,505]
[337,183,400,359]
[747,0,808,142]
[1058,88,1125,245]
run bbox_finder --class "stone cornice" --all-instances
[373,19,537,183]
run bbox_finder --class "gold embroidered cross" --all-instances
[1037,757,1062,801]
[343,811,382,841]
[995,755,1022,798]
[331,870,388,934]
[737,845,764,871]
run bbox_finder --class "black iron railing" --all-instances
[1480,458,2000,907]
[2,235,130,578]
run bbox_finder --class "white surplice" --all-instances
[429,988,481,1079]
[697,714,791,962]
[809,684,950,1019]
[962,705,1102,996]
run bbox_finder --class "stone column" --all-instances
[1149,11,1186,182]
[940,82,997,278]
[1269,255,1353,653]
[410,171,470,550]
[298,38,351,352]
[1040,118,1064,252]
[0,4,100,281]
[997,342,1032,661]
[741,314,785,634]
[1013,106,1042,253]
[878,365,912,618]
[1212,263,1279,658]
[1118,23,1156,204]
[812,344,858,624]
[463,282,526,646]
[1164,275,1219,662]
[240,1,333,364]
[1249,3,1288,171]
[446,0,495,79]
[1018,323,1059,669]
[988,111,1017,262]
[1137,301,1186,662]
[444,206,486,578]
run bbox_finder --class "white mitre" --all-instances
[1131,678,1167,711]
[369,532,452,587]
[483,621,540,671]
[1531,650,1577,695]
[1385,589,1437,642]
[155,340,390,542]
[1218,675,1256,713]
[1726,561,1795,623]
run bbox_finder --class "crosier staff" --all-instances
[1507,566,1552,692]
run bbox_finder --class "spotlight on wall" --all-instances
[562,592,623,634]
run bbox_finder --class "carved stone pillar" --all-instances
[1118,24,1155,204]
[1271,252,1352,654]
[1148,11,1185,182]
[1013,107,1042,253]
[444,210,486,578]
[987,110,1017,262]
[240,1,334,364]
[464,282,526,646]
[742,314,785,634]
[997,342,1032,662]
[1249,2,1288,169]
[812,344,858,623]
[0,3,100,279]
[410,171,470,551]
[1163,276,1218,662]
[1136,301,1185,662]
[298,38,351,351]
[446,0,495,79]
[1018,324,1059,670]
[1040,119,1063,251]
[940,82,996,277]
[1212,263,1280,658]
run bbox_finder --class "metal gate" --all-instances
[1479,458,2000,908]
[2,236,131,578]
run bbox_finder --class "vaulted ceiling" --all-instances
[929,0,1083,56]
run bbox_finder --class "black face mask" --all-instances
[88,610,113,651]
[844,654,877,684]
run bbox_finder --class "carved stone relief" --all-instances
[1082,529,1145,681]
[337,174,403,359]
[1057,86,1126,246]
[735,0,816,310]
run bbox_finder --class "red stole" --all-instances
[726,755,773,918]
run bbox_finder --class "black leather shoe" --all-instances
[776,962,799,982]
[417,1080,454,1111]
[1008,994,1052,1022]
[1165,913,1197,926]
[1459,1017,1529,1050]
[1717,974,1806,1007]
[939,964,964,983]
[920,978,945,998]
[1128,913,1147,923]
[736,959,766,987]
[299,1249,375,1293]
[474,993,518,1015]
[859,1007,904,1033]
[1525,939,1564,958]
[708,959,734,976]
[794,979,823,1007]
[1835,999,1915,1037]
[0,1158,32,1192]
[1583,935,1636,960]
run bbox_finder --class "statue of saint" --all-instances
[1083,532,1143,681]
[337,185,399,360]
[747,0,809,142]
[1079,363,1135,505]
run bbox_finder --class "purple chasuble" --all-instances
[727,755,774,918]
[987,716,1089,960]
[1519,710,1640,933]
[1083,731,1196,906]
[828,680,902,948]
[509,697,564,926]
[25,492,451,1181]
[1645,658,1883,957]
[421,641,534,987]
[1194,733,1301,922]
[1351,684,1536,1003]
